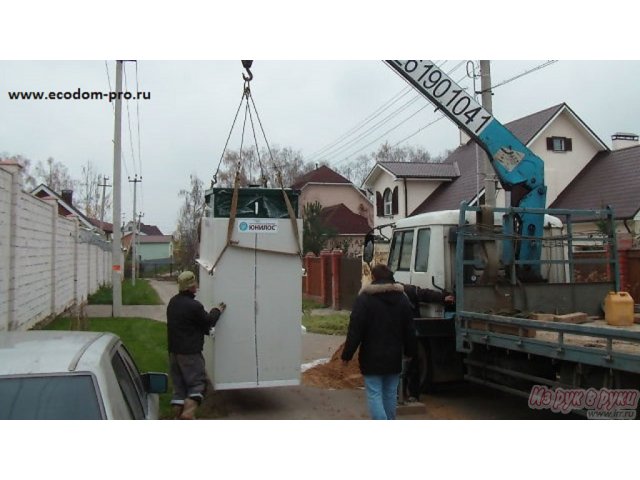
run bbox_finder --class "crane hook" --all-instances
[241,60,253,82]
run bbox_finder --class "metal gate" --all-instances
[339,257,362,310]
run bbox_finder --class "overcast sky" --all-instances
[2,59,639,234]
[2,2,640,237]
[3,0,639,472]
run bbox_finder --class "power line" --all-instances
[306,87,412,162]
[330,64,471,164]
[333,103,433,165]
[484,61,558,92]
[104,61,115,114]
[318,95,422,161]
[135,61,144,217]
[392,114,446,147]
[123,62,138,177]
[307,61,452,164]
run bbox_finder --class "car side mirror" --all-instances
[142,372,168,394]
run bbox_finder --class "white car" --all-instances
[0,330,168,420]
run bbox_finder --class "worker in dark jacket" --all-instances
[167,270,226,420]
[341,264,417,420]
[401,284,455,402]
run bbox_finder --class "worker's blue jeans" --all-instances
[363,373,400,420]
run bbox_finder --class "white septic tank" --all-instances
[197,187,303,390]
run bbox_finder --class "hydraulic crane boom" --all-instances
[385,60,547,278]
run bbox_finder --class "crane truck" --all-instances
[363,61,640,415]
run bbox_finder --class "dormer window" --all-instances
[546,136,572,152]
[383,188,393,216]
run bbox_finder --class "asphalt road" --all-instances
[90,278,575,420]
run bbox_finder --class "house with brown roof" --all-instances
[31,185,101,233]
[412,103,610,216]
[363,161,460,237]
[551,137,640,236]
[122,233,174,264]
[319,203,372,256]
[122,222,173,264]
[292,165,373,255]
[365,103,640,236]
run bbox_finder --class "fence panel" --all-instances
[0,165,112,331]
[13,194,54,329]
[55,217,76,312]
[0,169,11,329]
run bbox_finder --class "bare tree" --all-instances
[33,157,76,193]
[77,160,111,219]
[175,174,205,271]
[265,146,315,187]
[337,142,440,187]
[0,153,37,189]
[336,153,375,187]
[212,145,314,188]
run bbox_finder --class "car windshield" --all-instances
[0,374,103,420]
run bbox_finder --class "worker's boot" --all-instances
[179,398,198,420]
[171,404,183,419]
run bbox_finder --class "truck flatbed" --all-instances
[534,319,640,356]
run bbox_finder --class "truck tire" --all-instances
[417,340,434,393]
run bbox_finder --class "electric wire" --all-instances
[123,63,138,178]
[320,61,469,163]
[305,87,413,163]
[484,61,558,92]
[318,95,423,161]
[307,61,451,164]
[334,67,472,164]
[135,61,144,218]
[212,85,246,185]
[104,61,115,114]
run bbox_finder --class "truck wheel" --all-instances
[417,340,434,393]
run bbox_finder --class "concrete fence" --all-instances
[0,163,112,331]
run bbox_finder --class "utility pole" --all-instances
[480,60,495,208]
[129,174,142,285]
[98,175,111,232]
[112,60,123,316]
[137,212,144,279]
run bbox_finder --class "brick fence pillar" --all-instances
[331,249,343,310]
[618,233,633,292]
[303,252,314,295]
[320,250,331,307]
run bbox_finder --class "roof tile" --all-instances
[319,204,371,235]
[291,165,351,189]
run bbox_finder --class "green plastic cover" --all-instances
[206,187,299,219]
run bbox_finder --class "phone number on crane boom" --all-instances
[392,60,493,136]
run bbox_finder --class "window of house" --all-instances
[546,136,573,152]
[383,188,393,216]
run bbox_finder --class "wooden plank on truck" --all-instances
[468,319,536,338]
[553,312,589,324]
